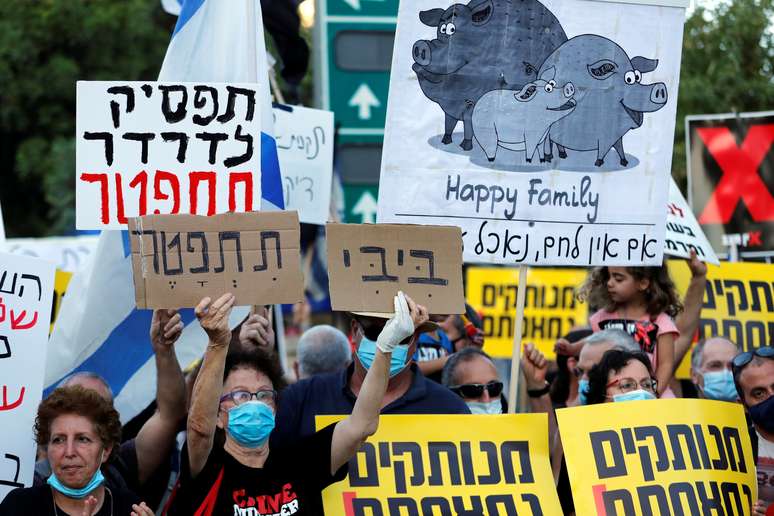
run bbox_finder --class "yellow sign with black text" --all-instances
[558,399,757,516]
[51,269,73,334]
[317,414,561,515]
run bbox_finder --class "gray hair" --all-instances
[297,325,352,378]
[691,336,738,372]
[583,329,639,353]
[59,371,114,402]
[441,347,495,387]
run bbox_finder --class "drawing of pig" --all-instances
[539,34,668,167]
[412,0,566,151]
[472,67,576,163]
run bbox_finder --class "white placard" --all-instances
[666,177,720,265]
[6,236,100,273]
[377,0,685,265]
[274,105,334,225]
[76,81,262,229]
[0,253,55,501]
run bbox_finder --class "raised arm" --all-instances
[330,292,427,475]
[521,343,558,451]
[187,293,236,478]
[673,251,707,374]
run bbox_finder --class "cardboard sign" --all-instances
[376,0,687,265]
[557,399,757,516]
[317,414,562,515]
[466,266,588,359]
[76,81,262,229]
[665,178,720,265]
[326,223,464,314]
[687,111,774,257]
[274,104,334,225]
[128,211,302,309]
[0,253,55,501]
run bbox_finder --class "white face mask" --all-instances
[466,399,502,415]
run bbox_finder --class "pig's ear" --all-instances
[471,0,494,25]
[631,56,659,73]
[514,83,538,102]
[419,8,445,26]
[539,66,556,82]
[586,59,617,80]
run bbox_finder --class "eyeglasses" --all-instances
[606,377,657,394]
[732,346,774,373]
[219,389,277,406]
[449,381,503,399]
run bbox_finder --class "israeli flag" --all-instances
[45,0,281,421]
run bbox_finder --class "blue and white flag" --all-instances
[45,0,280,421]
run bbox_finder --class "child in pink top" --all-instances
[580,265,683,397]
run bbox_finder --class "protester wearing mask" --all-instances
[732,346,774,514]
[573,329,640,406]
[585,349,659,405]
[166,292,422,515]
[0,386,152,515]
[691,337,739,402]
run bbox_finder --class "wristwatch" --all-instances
[527,382,550,398]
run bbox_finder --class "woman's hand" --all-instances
[239,306,275,351]
[131,502,155,516]
[195,293,236,347]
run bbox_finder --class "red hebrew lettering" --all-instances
[10,309,38,330]
[0,385,25,411]
[0,297,5,323]
[80,173,110,224]
[115,173,126,224]
[667,203,683,218]
[154,170,181,215]
[342,492,358,516]
[697,125,774,224]
[592,484,608,516]
[129,171,149,217]
[748,231,762,246]
[189,171,217,216]
[228,172,254,212]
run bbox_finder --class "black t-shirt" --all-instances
[0,484,140,515]
[166,423,347,516]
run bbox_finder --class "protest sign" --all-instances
[317,414,562,515]
[326,223,465,314]
[687,111,774,258]
[6,235,99,274]
[76,81,263,229]
[128,211,303,309]
[274,104,334,225]
[467,266,588,359]
[0,253,55,501]
[51,270,73,334]
[376,0,687,266]
[666,178,719,265]
[557,399,757,516]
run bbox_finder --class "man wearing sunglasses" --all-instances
[732,346,774,515]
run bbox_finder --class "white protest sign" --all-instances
[6,236,100,273]
[274,105,334,225]
[666,177,720,265]
[377,0,687,265]
[0,253,55,501]
[76,81,262,229]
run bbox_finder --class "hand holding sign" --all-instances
[376,292,424,353]
[195,293,236,347]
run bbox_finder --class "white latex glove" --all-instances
[376,291,416,353]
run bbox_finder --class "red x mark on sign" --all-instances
[696,124,774,224]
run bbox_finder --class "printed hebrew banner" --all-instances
[377,0,687,265]
[665,177,719,265]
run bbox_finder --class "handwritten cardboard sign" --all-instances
[326,223,464,314]
[129,212,303,309]
[665,177,720,265]
[76,81,263,229]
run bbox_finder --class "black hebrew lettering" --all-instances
[721,482,745,515]
[703,281,717,310]
[140,84,153,98]
[214,232,243,273]
[634,426,668,482]
[590,430,627,479]
[161,232,184,276]
[122,132,155,164]
[217,86,256,123]
[196,132,228,165]
[161,132,189,163]
[696,481,723,513]
[485,495,518,516]
[407,250,448,286]
[522,494,543,516]
[159,84,188,123]
[0,272,17,295]
[477,441,500,485]
[352,499,383,516]
[131,230,159,274]
[378,442,390,467]
[459,441,476,485]
[343,250,351,268]
[387,499,417,514]
[637,485,669,516]
[668,482,700,515]
[750,281,773,312]
[667,425,701,471]
[452,496,484,514]
[501,441,534,483]
[603,489,636,516]
[107,85,134,129]
[349,443,378,487]
[360,247,398,282]
[428,442,461,486]
[421,498,451,515]
[83,132,114,166]
[253,231,283,272]
[621,427,636,454]
[0,453,23,489]
[741,484,754,512]
[747,321,767,345]
[723,280,748,317]
[723,320,743,346]
[482,285,496,307]
[0,336,9,359]
[722,426,747,473]
[693,424,713,470]
[391,442,423,494]
[397,249,404,266]
[186,232,209,274]
[708,426,728,471]
[192,85,219,126]
[224,124,253,168]
[19,274,42,301]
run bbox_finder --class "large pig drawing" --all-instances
[472,67,576,163]
[539,34,668,167]
[412,0,566,151]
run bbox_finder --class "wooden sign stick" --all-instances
[507,265,528,414]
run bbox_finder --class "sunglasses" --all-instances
[732,346,774,373]
[450,381,503,399]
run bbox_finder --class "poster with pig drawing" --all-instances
[377,0,688,266]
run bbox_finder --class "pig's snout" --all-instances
[563,82,575,98]
[413,40,432,66]
[650,83,667,104]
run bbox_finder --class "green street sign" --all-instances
[327,0,399,17]
[344,185,380,223]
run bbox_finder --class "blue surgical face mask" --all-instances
[467,400,502,415]
[227,401,275,448]
[578,378,589,405]
[47,451,105,499]
[612,389,656,403]
[701,370,738,402]
[357,336,410,377]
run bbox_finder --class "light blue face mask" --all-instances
[357,336,410,377]
[227,401,275,448]
[578,378,589,405]
[47,452,105,499]
[701,370,738,402]
[467,400,502,415]
[612,389,656,403]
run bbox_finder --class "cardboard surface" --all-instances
[129,211,303,308]
[326,223,464,314]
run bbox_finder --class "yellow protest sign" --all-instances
[466,266,588,359]
[558,399,757,516]
[50,269,73,334]
[317,414,561,515]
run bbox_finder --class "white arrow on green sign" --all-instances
[349,83,381,120]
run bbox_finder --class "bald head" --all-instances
[577,330,639,380]
[296,325,352,379]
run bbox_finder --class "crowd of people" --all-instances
[1,253,772,515]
